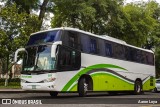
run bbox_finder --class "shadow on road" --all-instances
[22,92,150,99]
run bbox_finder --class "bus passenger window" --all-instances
[68,31,80,50]
[148,53,154,65]
[90,38,98,54]
[57,45,81,71]
[80,34,90,53]
[69,36,75,47]
[62,31,80,50]
[105,43,112,57]
[113,44,124,59]
[125,47,131,61]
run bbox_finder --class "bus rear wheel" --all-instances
[50,92,58,97]
[134,80,142,95]
[154,87,158,93]
[78,78,88,97]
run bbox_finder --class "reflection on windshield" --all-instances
[23,47,37,71]
[23,45,56,71]
[27,30,61,46]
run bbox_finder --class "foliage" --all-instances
[4,0,54,29]
[0,3,40,74]
[5,0,40,14]
[121,2,157,47]
[51,0,95,31]
[51,0,124,34]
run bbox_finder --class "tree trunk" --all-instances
[38,0,49,30]
[4,55,9,86]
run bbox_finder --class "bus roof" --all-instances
[31,27,154,54]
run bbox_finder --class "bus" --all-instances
[14,27,155,97]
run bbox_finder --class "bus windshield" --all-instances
[27,30,61,46]
[23,45,56,72]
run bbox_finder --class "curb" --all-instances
[0,89,50,93]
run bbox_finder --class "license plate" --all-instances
[32,85,36,89]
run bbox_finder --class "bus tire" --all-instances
[78,78,88,97]
[50,92,58,97]
[134,80,142,95]
[108,91,117,95]
[154,87,158,93]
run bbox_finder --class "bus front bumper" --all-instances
[21,82,56,91]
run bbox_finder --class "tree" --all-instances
[51,0,124,34]
[4,0,53,30]
[117,2,157,47]
[146,1,160,77]
[51,0,96,32]
[0,3,40,79]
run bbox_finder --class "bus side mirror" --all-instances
[51,45,57,58]
[51,41,62,59]
[14,48,26,63]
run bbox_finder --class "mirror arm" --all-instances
[14,48,26,63]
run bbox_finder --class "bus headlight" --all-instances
[43,78,56,83]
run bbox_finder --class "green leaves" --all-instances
[0,3,39,51]
[0,3,40,73]
[51,0,122,34]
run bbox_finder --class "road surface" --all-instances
[0,92,160,107]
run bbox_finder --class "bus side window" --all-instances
[125,47,131,61]
[148,53,154,65]
[98,39,105,56]
[68,32,80,49]
[141,51,147,64]
[105,43,112,57]
[57,45,81,71]
[90,38,98,54]
[62,31,80,50]
[130,48,137,62]
[113,43,124,59]
[80,33,90,53]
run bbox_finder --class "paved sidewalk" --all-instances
[0,89,49,93]
[0,89,23,92]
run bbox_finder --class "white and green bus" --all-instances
[15,27,155,97]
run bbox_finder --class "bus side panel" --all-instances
[91,72,134,91]
[58,53,155,92]
[143,76,155,91]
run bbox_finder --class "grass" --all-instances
[0,85,21,89]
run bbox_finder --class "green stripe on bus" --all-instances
[61,64,127,91]
[68,72,134,91]
[68,73,153,91]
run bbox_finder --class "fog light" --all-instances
[51,85,54,88]
[48,85,54,89]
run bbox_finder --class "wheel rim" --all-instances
[136,84,141,93]
[84,82,88,92]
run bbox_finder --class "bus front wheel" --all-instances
[78,78,88,97]
[134,80,142,95]
[50,92,58,97]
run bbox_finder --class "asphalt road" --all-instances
[0,92,160,107]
